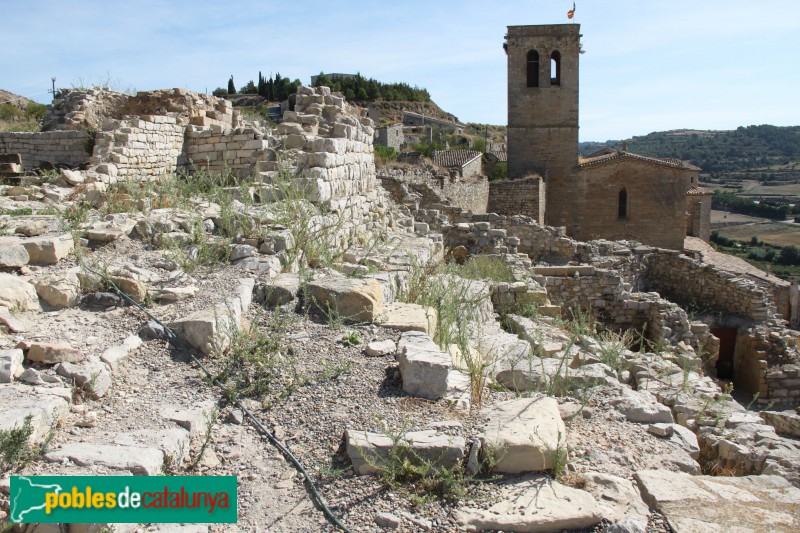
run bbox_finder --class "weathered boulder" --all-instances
[0,242,29,268]
[169,304,237,355]
[478,396,566,473]
[307,277,383,322]
[21,234,74,265]
[364,339,396,357]
[635,469,800,533]
[376,302,437,336]
[345,427,466,476]
[257,273,300,308]
[154,286,197,303]
[26,343,84,364]
[56,356,113,398]
[108,275,147,304]
[396,331,451,400]
[0,348,24,382]
[45,443,164,476]
[612,388,674,424]
[34,269,81,308]
[0,273,41,312]
[456,475,601,532]
[61,168,85,186]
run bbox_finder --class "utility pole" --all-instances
[50,77,56,101]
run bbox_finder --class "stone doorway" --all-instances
[712,327,737,380]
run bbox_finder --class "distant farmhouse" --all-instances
[502,24,712,250]
[402,111,464,134]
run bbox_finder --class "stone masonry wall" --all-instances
[643,252,779,322]
[536,266,719,358]
[258,85,386,242]
[0,131,91,169]
[91,116,185,180]
[487,176,544,223]
[375,125,404,151]
[183,127,269,178]
[378,167,488,214]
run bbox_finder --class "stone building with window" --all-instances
[502,24,711,250]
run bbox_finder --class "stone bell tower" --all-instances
[506,24,581,227]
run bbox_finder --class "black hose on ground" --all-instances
[82,262,352,533]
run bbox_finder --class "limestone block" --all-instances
[22,233,74,264]
[478,396,566,474]
[635,470,800,533]
[396,331,452,400]
[0,273,41,311]
[34,269,81,309]
[307,277,383,322]
[376,302,437,337]
[612,389,674,424]
[456,475,601,532]
[27,342,84,364]
[345,427,465,476]
[0,384,70,444]
[257,273,300,308]
[0,243,29,268]
[100,335,143,372]
[168,303,239,355]
[56,356,112,398]
[45,443,164,476]
[0,348,24,383]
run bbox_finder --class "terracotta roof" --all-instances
[687,185,713,196]
[432,150,482,169]
[579,150,700,171]
[487,150,507,162]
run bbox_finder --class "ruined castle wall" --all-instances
[378,167,488,214]
[91,116,185,180]
[643,252,779,321]
[487,176,544,223]
[0,131,90,169]
[183,127,269,178]
[537,266,719,356]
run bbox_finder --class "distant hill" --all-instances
[580,125,800,183]
[367,100,458,126]
[0,89,35,110]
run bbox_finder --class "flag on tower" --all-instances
[567,2,576,19]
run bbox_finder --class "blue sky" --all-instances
[2,0,798,141]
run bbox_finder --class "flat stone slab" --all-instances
[21,233,73,265]
[345,427,466,476]
[376,302,437,336]
[0,384,71,443]
[45,443,164,476]
[478,396,566,474]
[635,469,800,532]
[456,475,601,532]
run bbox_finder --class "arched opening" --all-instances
[618,189,628,219]
[527,50,539,87]
[550,51,561,86]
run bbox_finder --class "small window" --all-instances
[527,50,539,87]
[618,189,628,219]
[550,51,561,85]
